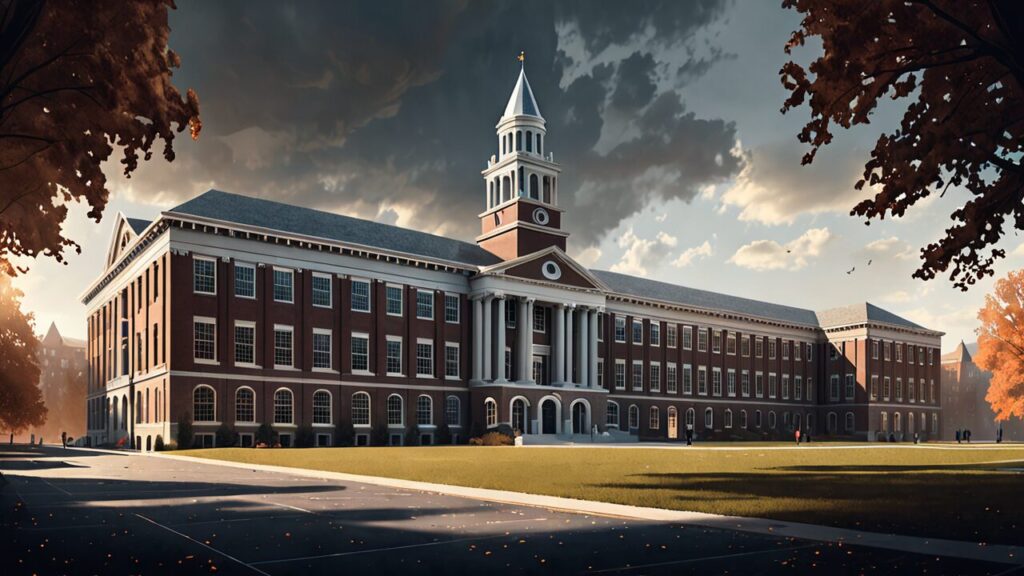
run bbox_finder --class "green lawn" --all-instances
[179,445,1024,545]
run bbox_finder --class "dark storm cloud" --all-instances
[134,0,740,249]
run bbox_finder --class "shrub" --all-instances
[177,412,194,449]
[216,422,238,447]
[294,424,315,448]
[472,431,514,446]
[434,422,452,446]
[404,424,421,446]
[335,421,355,447]
[256,423,276,447]
[154,435,165,451]
[371,422,389,446]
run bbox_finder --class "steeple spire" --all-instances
[502,63,543,120]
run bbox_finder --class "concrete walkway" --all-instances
[153,450,1023,567]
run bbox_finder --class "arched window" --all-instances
[880,411,889,433]
[485,398,498,427]
[769,410,777,429]
[313,390,332,425]
[542,176,551,203]
[387,394,403,426]
[193,385,215,422]
[274,389,293,424]
[516,130,522,151]
[685,407,695,428]
[417,395,433,426]
[606,401,619,428]
[529,174,539,200]
[740,410,748,429]
[446,396,460,426]
[704,407,713,429]
[826,412,837,433]
[807,413,815,433]
[536,133,542,156]
[501,134,506,155]
[352,392,370,426]
[649,406,660,429]
[894,412,902,432]
[724,409,733,429]
[502,176,511,202]
[932,413,938,434]
[755,410,762,428]
[628,405,640,429]
[845,412,855,433]
[235,387,255,422]
[518,166,524,194]
[145,389,150,423]
[511,398,527,433]
[525,130,533,152]
[136,391,143,424]
[908,412,915,434]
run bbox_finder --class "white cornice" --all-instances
[475,220,570,243]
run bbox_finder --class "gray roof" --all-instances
[168,190,501,267]
[815,302,927,331]
[127,218,151,234]
[592,270,821,327]
[503,67,542,119]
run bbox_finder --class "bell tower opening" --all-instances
[477,58,568,261]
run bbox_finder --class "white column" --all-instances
[553,304,565,384]
[589,310,599,389]
[517,297,529,382]
[578,308,589,387]
[472,297,483,381]
[482,295,492,381]
[565,306,575,385]
[495,295,507,382]
[526,299,535,383]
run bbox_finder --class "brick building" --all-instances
[35,323,87,441]
[941,342,1024,441]
[82,66,943,449]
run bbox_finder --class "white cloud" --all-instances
[573,246,603,268]
[720,142,866,225]
[655,212,668,222]
[1012,242,1024,257]
[880,290,913,304]
[728,227,833,271]
[864,236,915,260]
[672,240,712,268]
[610,228,679,276]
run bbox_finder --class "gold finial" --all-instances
[517,51,525,63]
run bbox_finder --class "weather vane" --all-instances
[517,50,525,63]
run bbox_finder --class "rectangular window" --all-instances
[909,378,916,402]
[650,323,661,347]
[870,375,879,399]
[445,343,460,379]
[386,285,403,316]
[445,293,460,323]
[782,374,790,399]
[727,369,736,397]
[683,364,693,394]
[615,317,627,342]
[807,342,813,361]
[769,339,777,359]
[649,363,661,392]
[667,363,677,393]
[755,372,764,397]
[927,348,933,366]
[883,376,891,400]
[741,335,750,357]
[597,359,604,388]
[614,360,626,390]
[597,313,604,341]
[193,318,215,361]
[845,374,855,400]
[872,340,879,359]
[896,377,903,401]
[505,303,516,329]
[727,333,737,355]
[884,341,891,361]
[712,368,722,396]
[741,370,750,397]
[712,330,722,354]
[632,320,643,345]
[533,306,546,332]
[416,290,434,320]
[351,279,371,312]
[416,339,434,377]
[351,333,369,373]
[782,341,790,360]
[312,330,332,369]
[795,375,803,400]
[830,375,840,401]
[273,268,293,303]
[234,322,255,365]
[312,274,332,308]
[794,342,801,361]
[895,343,903,363]
[830,343,839,360]
[683,326,693,350]
[386,337,403,376]
[697,328,708,352]
[234,263,255,298]
[632,361,644,391]
[755,337,763,358]
[698,366,708,395]
[274,326,293,368]
[193,258,216,295]
[666,325,677,348]
[769,373,777,398]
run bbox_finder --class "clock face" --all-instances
[541,260,562,280]
[532,207,550,226]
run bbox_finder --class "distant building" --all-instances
[81,65,944,450]
[941,341,1024,441]
[37,323,87,439]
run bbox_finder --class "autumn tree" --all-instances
[0,273,45,435]
[975,270,1024,420]
[0,0,200,277]
[781,0,1024,290]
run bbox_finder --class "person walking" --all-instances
[794,428,801,445]
[955,429,961,443]
[685,424,693,446]
[966,429,972,443]
[61,431,67,450]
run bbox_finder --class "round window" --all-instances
[541,260,562,280]
[532,207,550,226]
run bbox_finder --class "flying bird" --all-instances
[867,259,872,266]
[846,267,855,275]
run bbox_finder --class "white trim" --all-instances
[233,261,257,299]
[271,266,295,304]
[311,271,333,309]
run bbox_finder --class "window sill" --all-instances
[312,368,338,374]
[416,374,436,379]
[312,304,332,310]
[352,370,375,377]
[312,423,333,428]
[234,421,259,427]
[235,362,260,369]
[444,375,461,381]
[273,423,298,429]
[194,359,220,366]
[274,365,299,371]
[273,299,294,305]
[386,373,405,378]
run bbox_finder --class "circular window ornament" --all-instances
[532,207,550,226]
[541,260,562,280]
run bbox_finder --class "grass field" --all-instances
[179,444,1024,545]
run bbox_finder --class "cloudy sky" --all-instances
[16,0,1018,347]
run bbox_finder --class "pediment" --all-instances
[105,213,142,268]
[479,247,608,291]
